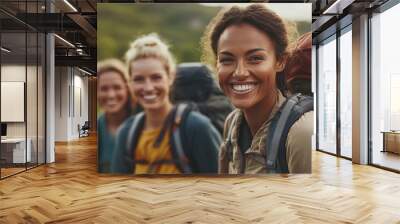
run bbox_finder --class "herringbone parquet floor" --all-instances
[1,134,400,223]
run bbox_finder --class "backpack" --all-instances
[171,63,234,135]
[125,103,194,174]
[225,94,313,173]
[283,32,312,96]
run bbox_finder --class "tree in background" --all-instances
[97,3,310,64]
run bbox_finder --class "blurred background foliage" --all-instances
[98,3,311,64]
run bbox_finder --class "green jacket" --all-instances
[219,92,313,174]
[110,111,221,174]
[97,113,116,173]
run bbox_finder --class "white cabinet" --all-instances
[1,138,32,163]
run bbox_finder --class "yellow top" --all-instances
[134,127,181,174]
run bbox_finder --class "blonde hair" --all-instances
[97,58,135,114]
[97,58,129,83]
[125,33,176,78]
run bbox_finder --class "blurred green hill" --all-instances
[98,3,311,63]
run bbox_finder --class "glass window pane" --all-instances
[1,31,27,177]
[371,3,400,171]
[317,36,337,154]
[27,31,38,169]
[1,1,46,179]
[340,28,352,158]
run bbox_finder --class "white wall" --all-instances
[54,67,89,141]
[1,64,46,164]
[73,73,89,137]
[55,67,69,141]
[1,65,33,138]
[1,66,26,138]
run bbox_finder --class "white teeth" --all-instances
[232,84,256,92]
[106,102,116,106]
[143,94,157,100]
[105,100,117,106]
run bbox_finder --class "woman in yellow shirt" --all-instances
[111,33,221,174]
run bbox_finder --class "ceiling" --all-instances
[310,0,391,36]
[0,0,97,73]
[1,0,395,74]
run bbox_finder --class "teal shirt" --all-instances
[97,113,116,173]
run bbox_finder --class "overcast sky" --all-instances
[199,3,311,22]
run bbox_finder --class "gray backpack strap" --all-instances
[266,96,298,172]
[126,112,145,157]
[172,103,192,173]
[266,94,313,173]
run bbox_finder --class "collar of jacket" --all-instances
[227,90,287,173]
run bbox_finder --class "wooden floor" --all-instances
[372,150,400,171]
[1,135,400,223]
[1,167,26,178]
[1,163,45,178]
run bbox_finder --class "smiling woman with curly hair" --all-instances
[203,4,314,174]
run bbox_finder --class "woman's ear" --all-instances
[275,53,288,72]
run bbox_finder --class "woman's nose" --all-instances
[107,89,117,99]
[233,60,249,78]
[143,79,155,92]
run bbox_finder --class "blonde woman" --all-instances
[111,33,221,174]
[97,59,135,173]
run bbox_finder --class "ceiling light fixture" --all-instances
[78,67,92,76]
[76,48,85,55]
[1,47,11,53]
[54,34,75,48]
[63,0,78,12]
[323,0,354,15]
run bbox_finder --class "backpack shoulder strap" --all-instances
[170,103,193,174]
[266,94,313,173]
[125,112,145,168]
[225,113,236,162]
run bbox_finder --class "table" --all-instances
[1,138,32,164]
[381,131,400,154]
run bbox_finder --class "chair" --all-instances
[78,121,90,138]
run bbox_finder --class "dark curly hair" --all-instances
[202,4,290,93]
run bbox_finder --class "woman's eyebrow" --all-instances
[218,48,266,57]
[131,74,143,78]
[245,48,266,55]
[218,51,234,56]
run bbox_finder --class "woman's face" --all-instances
[130,58,171,111]
[98,71,129,115]
[216,23,285,110]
